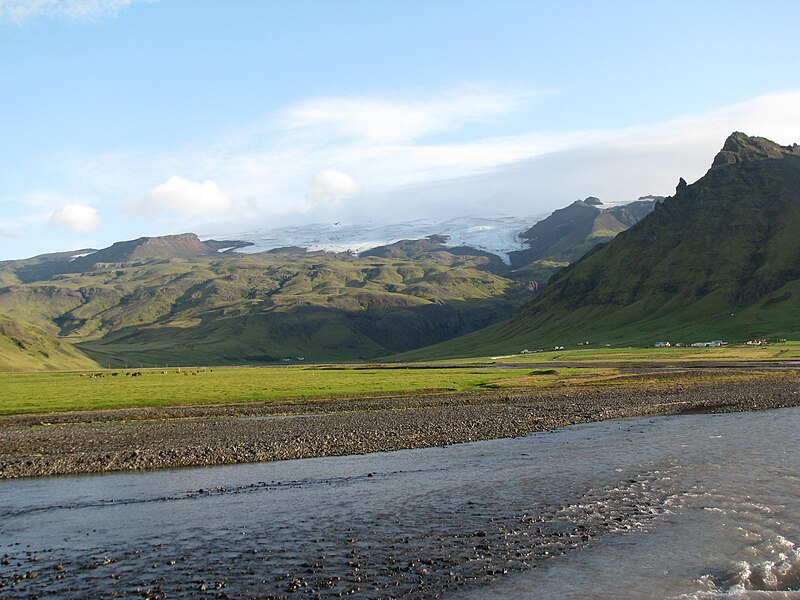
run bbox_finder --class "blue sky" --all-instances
[1,0,800,259]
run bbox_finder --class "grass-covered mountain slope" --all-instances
[0,204,665,370]
[0,314,99,371]
[507,195,659,284]
[8,233,252,283]
[0,237,533,368]
[404,133,800,358]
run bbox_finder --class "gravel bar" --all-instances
[2,371,799,479]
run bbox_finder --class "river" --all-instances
[1,407,798,598]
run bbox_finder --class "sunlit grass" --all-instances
[469,342,800,363]
[3,343,795,416]
[0,365,536,415]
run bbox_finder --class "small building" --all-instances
[690,340,727,348]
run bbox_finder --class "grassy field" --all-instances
[0,365,580,415]
[2,344,796,416]
[472,342,800,363]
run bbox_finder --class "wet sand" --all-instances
[2,370,799,479]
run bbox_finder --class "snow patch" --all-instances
[69,251,96,261]
[213,216,538,263]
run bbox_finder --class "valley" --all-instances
[0,199,655,370]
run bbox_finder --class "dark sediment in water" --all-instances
[2,404,799,598]
[0,469,678,598]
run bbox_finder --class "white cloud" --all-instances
[284,86,531,144]
[51,86,800,235]
[0,0,144,22]
[0,211,50,231]
[132,176,233,216]
[5,84,800,261]
[307,170,361,204]
[49,203,100,232]
[370,90,800,218]
[21,189,89,208]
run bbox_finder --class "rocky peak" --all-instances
[118,233,215,261]
[569,198,599,211]
[711,132,800,168]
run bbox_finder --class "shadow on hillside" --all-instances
[76,299,518,367]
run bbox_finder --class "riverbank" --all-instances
[2,370,799,479]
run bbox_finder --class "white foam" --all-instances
[676,536,800,599]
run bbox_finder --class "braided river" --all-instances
[2,407,798,598]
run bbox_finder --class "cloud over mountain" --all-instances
[307,170,361,205]
[131,176,233,216]
[5,86,800,259]
[49,203,100,232]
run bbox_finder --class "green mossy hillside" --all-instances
[402,133,800,359]
[0,244,530,369]
[508,196,659,268]
[0,315,99,371]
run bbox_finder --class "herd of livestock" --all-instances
[79,368,209,379]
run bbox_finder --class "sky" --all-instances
[1,0,800,259]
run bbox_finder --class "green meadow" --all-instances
[1,342,794,416]
[471,342,800,363]
[0,365,554,415]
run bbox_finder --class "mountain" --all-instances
[229,210,658,280]
[507,196,660,285]
[0,237,532,368]
[0,201,663,370]
[405,132,800,358]
[0,314,98,371]
[9,234,253,284]
[225,216,533,263]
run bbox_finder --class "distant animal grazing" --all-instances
[131,371,142,377]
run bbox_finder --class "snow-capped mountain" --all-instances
[216,215,541,263]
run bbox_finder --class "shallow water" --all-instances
[1,407,798,598]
